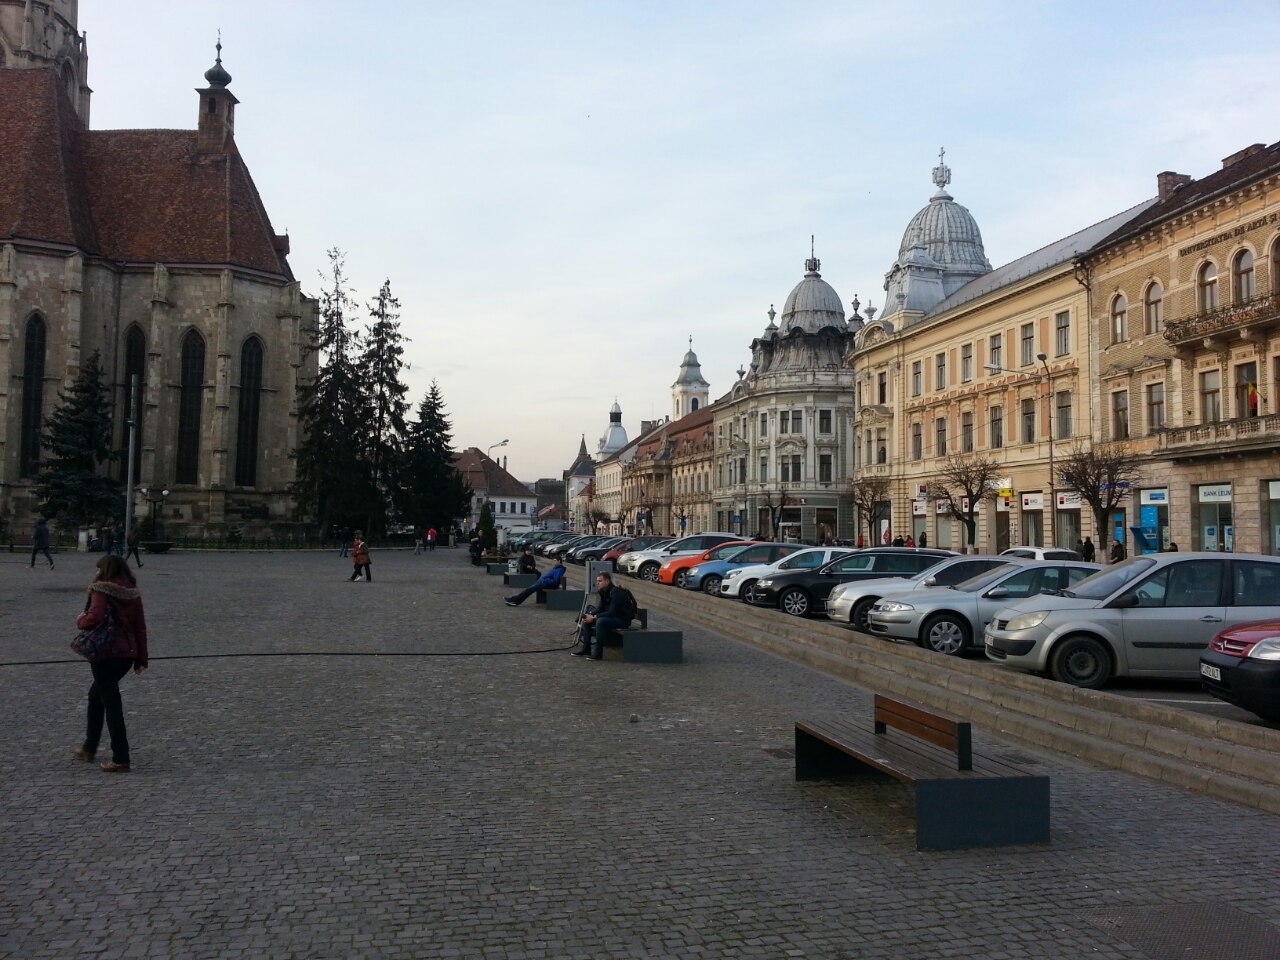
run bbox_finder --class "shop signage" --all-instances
[1269,481,1280,500]
[912,500,927,516]
[1140,488,1169,505]
[1022,492,1045,510]
[1056,491,1082,509]
[1198,483,1233,503]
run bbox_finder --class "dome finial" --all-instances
[932,146,951,190]
[804,236,820,276]
[204,31,232,88]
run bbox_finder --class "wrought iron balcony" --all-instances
[1163,292,1279,347]
[1156,412,1280,456]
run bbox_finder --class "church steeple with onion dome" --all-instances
[672,336,711,419]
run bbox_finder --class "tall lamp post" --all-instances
[985,354,1056,548]
[137,487,170,541]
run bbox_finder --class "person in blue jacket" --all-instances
[504,559,566,606]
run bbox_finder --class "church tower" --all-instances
[596,401,628,460]
[672,338,710,420]
[0,0,90,123]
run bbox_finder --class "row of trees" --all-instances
[291,249,471,536]
[849,443,1144,549]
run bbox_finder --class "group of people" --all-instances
[29,517,144,571]
[413,527,439,554]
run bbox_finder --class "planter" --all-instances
[141,541,174,554]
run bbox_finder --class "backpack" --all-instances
[614,585,638,623]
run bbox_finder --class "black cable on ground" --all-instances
[0,644,578,668]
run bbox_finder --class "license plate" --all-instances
[984,629,996,645]
[1200,663,1221,681]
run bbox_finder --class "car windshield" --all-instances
[1061,557,1158,599]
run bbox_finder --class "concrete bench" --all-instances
[597,615,680,663]
[504,573,538,587]
[543,590,585,611]
[486,563,507,575]
[795,695,1049,851]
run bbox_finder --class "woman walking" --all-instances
[73,555,148,773]
[348,530,372,581]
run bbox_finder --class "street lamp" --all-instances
[486,439,509,460]
[985,354,1056,548]
[137,486,170,541]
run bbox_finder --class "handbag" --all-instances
[70,603,119,661]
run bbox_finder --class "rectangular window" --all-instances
[1055,311,1070,356]
[961,411,974,452]
[759,413,767,437]
[818,409,832,433]
[990,405,1004,449]
[779,411,790,434]
[760,456,768,483]
[911,360,922,396]
[499,502,506,514]
[989,333,1003,373]
[877,372,887,404]
[1146,382,1165,432]
[1112,391,1129,440]
[792,409,802,433]
[1201,370,1222,423]
[935,352,946,390]
[781,458,791,482]
[791,454,801,480]
[935,417,948,456]
[521,502,528,514]
[875,428,887,464]
[961,344,973,382]
[1021,397,1036,443]
[1055,390,1072,441]
[1236,362,1260,418]
[1020,323,1035,365]
[911,422,922,460]
[819,454,832,483]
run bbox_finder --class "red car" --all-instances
[1200,619,1280,723]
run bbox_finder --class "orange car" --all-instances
[657,541,756,587]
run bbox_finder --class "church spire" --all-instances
[196,35,239,153]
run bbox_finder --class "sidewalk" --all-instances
[2,550,1278,959]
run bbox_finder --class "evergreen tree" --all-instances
[34,350,121,527]
[403,381,471,531]
[292,249,378,533]
[359,278,411,521]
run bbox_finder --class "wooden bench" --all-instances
[795,695,1049,850]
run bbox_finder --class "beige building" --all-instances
[1079,142,1280,555]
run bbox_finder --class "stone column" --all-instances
[0,244,16,487]
[206,269,234,527]
[62,254,82,385]
[144,264,170,485]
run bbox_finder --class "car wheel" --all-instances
[702,575,722,595]
[921,614,971,656]
[852,598,878,632]
[740,580,758,603]
[779,588,811,617]
[640,562,660,582]
[1048,635,1112,688]
[674,570,689,588]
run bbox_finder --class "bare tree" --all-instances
[849,475,892,545]
[1056,441,1143,544]
[588,508,611,534]
[926,454,1004,553]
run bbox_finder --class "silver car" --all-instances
[720,546,854,601]
[983,552,1280,687]
[826,555,1018,632]
[869,560,1102,655]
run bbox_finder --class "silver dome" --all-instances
[898,188,991,276]
[779,257,846,335]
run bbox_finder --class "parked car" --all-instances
[564,536,622,562]
[983,552,1280,688]
[658,541,755,586]
[719,546,856,602]
[748,548,958,617]
[1000,546,1082,561]
[544,535,597,558]
[617,533,742,582]
[826,555,1017,631]
[601,536,672,563]
[869,560,1102,655]
[1199,619,1280,723]
[679,542,803,593]
[573,536,634,563]
[534,532,580,555]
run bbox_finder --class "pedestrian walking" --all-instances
[414,528,424,555]
[338,526,351,558]
[348,531,372,581]
[918,531,927,548]
[1109,538,1127,564]
[124,526,144,568]
[30,517,54,569]
[1080,536,1096,562]
[427,527,437,551]
[73,555,148,773]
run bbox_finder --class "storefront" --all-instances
[1196,482,1233,552]
[1020,492,1044,547]
[912,498,928,544]
[1268,481,1280,556]
[1053,490,1082,551]
[1137,488,1170,554]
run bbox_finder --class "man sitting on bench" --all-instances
[572,571,630,660]
[504,559,566,606]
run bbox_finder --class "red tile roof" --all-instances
[453,448,535,498]
[0,67,292,278]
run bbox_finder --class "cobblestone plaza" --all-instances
[2,550,1278,959]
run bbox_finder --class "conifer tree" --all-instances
[403,381,471,532]
[34,350,121,526]
[359,278,411,521]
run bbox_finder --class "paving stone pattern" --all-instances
[2,549,1278,959]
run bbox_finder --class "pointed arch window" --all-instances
[20,314,47,477]
[175,329,205,484]
[1233,249,1255,302]
[235,336,264,487]
[120,325,146,481]
[1198,262,1219,313]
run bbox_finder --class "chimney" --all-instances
[1222,144,1266,169]
[503,455,507,471]
[1156,171,1192,201]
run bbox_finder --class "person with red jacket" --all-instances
[348,530,372,581]
[73,555,148,773]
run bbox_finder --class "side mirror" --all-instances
[1110,592,1140,609]
[922,576,937,587]
[985,586,1010,599]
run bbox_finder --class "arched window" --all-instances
[60,62,75,104]
[19,314,47,477]
[1233,249,1255,302]
[235,337,264,487]
[175,329,205,484]
[1272,239,1280,295]
[120,325,146,481]
[1110,294,1128,343]
[1143,282,1164,334]
[690,397,699,412]
[1198,262,1219,313]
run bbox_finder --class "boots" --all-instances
[587,637,603,661]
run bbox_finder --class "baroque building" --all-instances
[0,12,316,535]
[1078,142,1280,555]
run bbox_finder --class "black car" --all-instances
[572,536,632,563]
[1199,618,1280,723]
[748,547,958,617]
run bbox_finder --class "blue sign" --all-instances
[731,514,740,523]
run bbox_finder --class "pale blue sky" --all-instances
[84,1,1280,479]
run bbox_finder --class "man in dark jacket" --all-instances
[573,571,631,660]
[505,560,566,606]
[1080,536,1096,562]
[31,517,54,569]
[517,546,538,575]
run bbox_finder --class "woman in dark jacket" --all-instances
[73,555,148,773]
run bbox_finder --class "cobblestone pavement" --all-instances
[2,549,1278,959]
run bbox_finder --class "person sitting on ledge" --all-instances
[571,571,631,660]
[517,546,538,575]
[504,559,566,606]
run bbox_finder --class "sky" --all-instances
[81,0,1280,481]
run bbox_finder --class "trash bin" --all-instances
[507,559,519,575]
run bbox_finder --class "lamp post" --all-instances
[137,486,170,541]
[985,354,1056,548]
[486,439,509,460]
